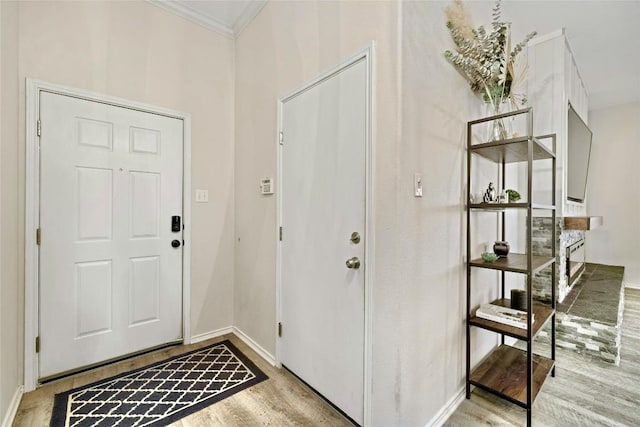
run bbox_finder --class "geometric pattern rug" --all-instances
[50,340,268,427]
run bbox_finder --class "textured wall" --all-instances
[586,103,640,286]
[532,217,585,302]
[233,0,400,365]
[1,1,236,406]
[1,0,20,419]
[18,0,236,337]
[234,1,503,424]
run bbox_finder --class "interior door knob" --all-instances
[346,257,360,269]
[171,239,181,248]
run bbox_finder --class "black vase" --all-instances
[493,241,510,257]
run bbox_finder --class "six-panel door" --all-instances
[39,92,184,379]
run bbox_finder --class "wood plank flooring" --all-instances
[14,290,640,426]
[446,288,640,426]
[13,334,353,426]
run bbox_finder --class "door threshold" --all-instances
[39,340,183,385]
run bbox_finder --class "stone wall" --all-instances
[537,295,623,365]
[531,217,585,302]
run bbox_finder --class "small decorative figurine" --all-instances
[483,182,497,203]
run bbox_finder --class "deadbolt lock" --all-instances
[350,232,361,244]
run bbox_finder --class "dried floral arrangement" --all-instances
[444,0,536,111]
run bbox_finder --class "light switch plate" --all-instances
[195,189,209,203]
[414,173,423,197]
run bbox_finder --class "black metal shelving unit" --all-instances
[465,108,557,426]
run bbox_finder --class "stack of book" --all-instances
[476,303,534,329]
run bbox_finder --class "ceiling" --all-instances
[151,0,639,111]
[494,1,640,111]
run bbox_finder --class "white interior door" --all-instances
[280,58,367,425]
[39,92,184,379]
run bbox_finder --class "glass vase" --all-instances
[485,99,513,142]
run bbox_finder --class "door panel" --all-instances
[39,92,183,379]
[281,58,367,425]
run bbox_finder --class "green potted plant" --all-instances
[505,189,521,203]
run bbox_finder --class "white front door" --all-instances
[39,92,184,379]
[280,58,367,425]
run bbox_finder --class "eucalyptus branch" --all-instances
[443,0,536,108]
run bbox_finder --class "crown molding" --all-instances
[147,0,267,38]
[233,0,267,36]
[147,0,235,38]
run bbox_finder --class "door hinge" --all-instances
[35,336,40,353]
[36,228,41,246]
[279,131,284,145]
[279,226,283,241]
[278,322,282,337]
[37,119,41,137]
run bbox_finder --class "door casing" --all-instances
[275,43,375,427]
[24,79,192,391]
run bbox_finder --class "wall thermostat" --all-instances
[260,177,274,195]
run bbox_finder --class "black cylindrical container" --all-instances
[511,289,528,311]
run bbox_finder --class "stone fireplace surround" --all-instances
[531,217,623,364]
[532,217,585,303]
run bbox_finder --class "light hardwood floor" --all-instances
[446,288,640,426]
[14,290,640,426]
[13,334,353,426]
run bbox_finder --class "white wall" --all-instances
[585,102,640,286]
[1,0,235,404]
[0,0,3,414]
[7,1,632,425]
[234,0,400,361]
[234,1,501,425]
[1,0,20,419]
[400,2,504,424]
[18,0,236,336]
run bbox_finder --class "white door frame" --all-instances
[24,79,192,391]
[275,43,375,427]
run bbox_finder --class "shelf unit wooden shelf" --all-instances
[470,298,555,340]
[469,253,555,274]
[470,202,556,211]
[469,136,555,164]
[466,108,557,426]
[469,345,555,408]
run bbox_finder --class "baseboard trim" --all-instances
[425,387,465,427]
[190,326,234,344]
[2,385,24,427]
[190,326,275,367]
[624,282,640,290]
[232,326,276,366]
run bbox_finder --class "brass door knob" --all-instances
[345,257,361,269]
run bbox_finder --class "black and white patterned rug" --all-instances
[50,340,268,427]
